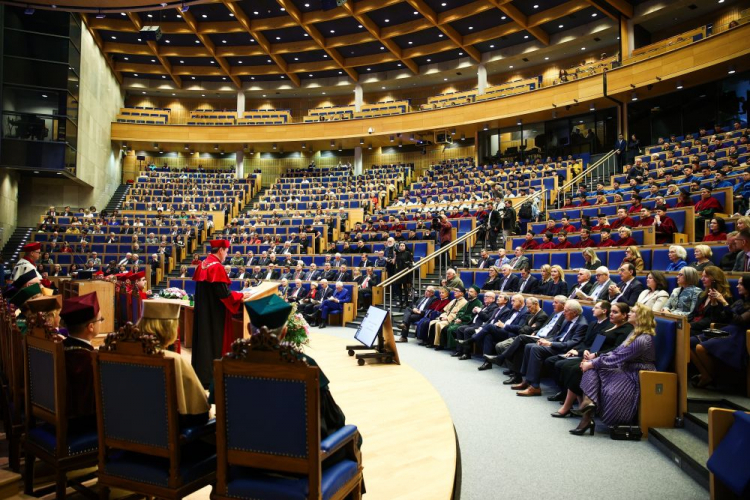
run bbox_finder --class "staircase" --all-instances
[103,183,130,213]
[0,227,34,268]
[241,187,267,214]
[648,395,750,491]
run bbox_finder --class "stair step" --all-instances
[683,412,709,442]
[648,428,710,490]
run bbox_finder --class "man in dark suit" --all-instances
[494,295,567,383]
[308,264,324,281]
[301,280,334,317]
[508,247,530,270]
[475,249,495,269]
[263,264,281,281]
[357,267,380,313]
[356,254,372,269]
[576,266,613,302]
[545,300,613,402]
[287,279,309,303]
[567,269,594,299]
[516,266,539,294]
[251,266,264,281]
[496,264,520,293]
[457,294,528,367]
[452,291,499,357]
[373,251,387,268]
[59,292,100,427]
[235,266,250,281]
[332,264,351,283]
[397,286,436,341]
[614,133,627,168]
[354,240,371,254]
[321,263,337,281]
[257,252,271,266]
[607,263,644,306]
[514,299,589,396]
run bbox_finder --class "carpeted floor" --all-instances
[317,326,708,500]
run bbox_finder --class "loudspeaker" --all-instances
[140,25,162,41]
[322,0,346,9]
[136,155,146,161]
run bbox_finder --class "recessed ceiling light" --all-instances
[380,46,385,50]
[382,86,386,89]
[439,34,444,37]
[397,63,402,66]
[414,11,418,14]
[458,51,463,55]
[250,38,255,42]
[294,57,299,61]
[544,56,549,60]
[176,14,181,18]
[134,73,138,76]
[201,94,205,97]
[124,57,129,60]
[509,65,513,68]
[490,44,494,48]
[309,74,313,77]
[151,59,156,62]
[558,24,563,28]
[111,36,116,39]
[468,26,473,30]
[172,93,176,95]
[253,11,258,15]
[524,35,529,39]
[222,40,226,43]
[441,2,446,5]
[581,47,586,50]
[147,14,153,18]
[238,60,243,63]
[192,76,195,79]
[195,40,199,43]
[229,13,234,17]
[202,14,207,18]
[426,58,431,62]
[591,12,597,17]
[210,60,215,63]
[41,94,47,98]
[162,75,166,78]
[323,54,328,57]
[358,24,363,28]
[268,59,272,63]
[280,75,284,78]
[533,4,538,8]
[137,38,142,41]
[304,2,309,6]
[222,77,226,80]
[121,12,126,15]
[408,41,413,44]
[322,91,326,94]
[250,76,254,79]
[443,78,447,81]
[180,60,184,63]
[276,36,281,40]
[385,18,389,22]
[262,94,266,97]
[165,39,170,43]
[367,67,371,71]
[338,71,343,74]
[304,33,309,36]
[280,7,285,11]
[330,29,335,33]
[501,15,506,19]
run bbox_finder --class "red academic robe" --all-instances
[576,238,598,248]
[521,240,539,250]
[598,238,618,247]
[637,217,655,227]
[694,197,723,214]
[191,253,244,387]
[555,241,573,249]
[703,233,727,242]
[539,242,557,250]
[616,237,637,246]
[611,217,635,229]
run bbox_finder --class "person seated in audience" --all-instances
[442,268,463,289]
[578,248,601,271]
[452,291,500,358]
[607,263,644,306]
[690,276,750,389]
[495,248,511,267]
[136,301,208,426]
[475,248,495,268]
[545,265,567,297]
[414,287,451,344]
[627,195,644,215]
[439,286,483,350]
[516,265,538,294]
[557,217,576,233]
[520,231,539,250]
[732,228,750,272]
[703,217,728,242]
[512,299,589,397]
[689,244,714,272]
[51,263,66,277]
[490,295,566,380]
[566,269,593,299]
[538,232,556,250]
[695,187,723,240]
[719,231,741,271]
[423,286,468,347]
[615,227,637,247]
[59,292,101,429]
[497,264,520,293]
[688,266,733,337]
[458,293,526,365]
[597,227,617,247]
[312,281,349,329]
[591,214,610,232]
[286,279,308,303]
[664,245,687,271]
[636,271,670,311]
[508,247,529,270]
[620,245,644,271]
[575,228,597,248]
[674,190,693,209]
[570,305,656,435]
[555,232,573,249]
[480,266,502,291]
[397,286,436,341]
[653,204,677,244]
[551,302,633,416]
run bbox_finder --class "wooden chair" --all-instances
[93,324,216,499]
[0,296,24,471]
[23,325,99,498]
[212,331,363,500]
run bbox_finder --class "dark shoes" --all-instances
[547,391,565,402]
[318,322,327,329]
[502,375,521,385]
[478,362,493,371]
[458,354,471,361]
[450,351,461,357]
[395,336,408,343]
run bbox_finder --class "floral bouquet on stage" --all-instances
[284,302,310,347]
[161,287,188,300]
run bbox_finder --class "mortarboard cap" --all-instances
[209,240,230,249]
[244,294,292,330]
[141,301,180,320]
[22,242,41,253]
[60,292,100,327]
[10,283,42,307]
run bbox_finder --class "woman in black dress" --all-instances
[481,266,502,291]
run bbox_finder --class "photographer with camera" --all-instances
[500,199,517,241]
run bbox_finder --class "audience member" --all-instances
[661,267,702,316]
[636,271,670,311]
[688,266,732,336]
[607,263,644,306]
[666,245,688,271]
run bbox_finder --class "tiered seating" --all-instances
[238,109,292,125]
[423,89,476,110]
[116,107,169,124]
[354,100,410,118]
[475,76,543,102]
[553,56,618,85]
[187,110,236,126]
[304,105,355,122]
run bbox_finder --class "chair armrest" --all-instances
[320,425,358,458]
[180,418,216,444]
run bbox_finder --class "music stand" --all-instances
[346,306,400,366]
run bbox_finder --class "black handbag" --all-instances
[703,328,730,339]
[610,425,643,441]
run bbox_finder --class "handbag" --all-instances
[610,425,643,441]
[703,328,730,339]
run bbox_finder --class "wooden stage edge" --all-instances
[305,333,457,500]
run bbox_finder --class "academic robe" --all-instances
[191,253,245,387]
[63,336,97,427]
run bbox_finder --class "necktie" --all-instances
[505,311,519,325]
[537,313,561,338]
[519,278,529,292]
[570,287,579,299]
[479,260,485,268]
[417,297,427,311]
[500,277,508,292]
[559,320,576,342]
[614,281,630,303]
[746,254,750,272]
[362,277,370,289]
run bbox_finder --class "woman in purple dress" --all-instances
[570,304,656,435]
[689,276,750,388]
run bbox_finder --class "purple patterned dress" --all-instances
[580,334,656,427]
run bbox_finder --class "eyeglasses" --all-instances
[90,317,105,324]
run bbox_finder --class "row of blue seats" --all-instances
[501,244,730,271]
[257,201,364,210]
[547,190,728,220]
[206,241,432,261]
[43,215,218,225]
[181,266,384,282]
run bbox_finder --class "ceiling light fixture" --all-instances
[676,80,684,89]
[631,92,638,101]
[728,65,736,74]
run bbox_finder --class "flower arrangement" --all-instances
[284,302,310,347]
[161,287,188,299]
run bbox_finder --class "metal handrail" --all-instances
[376,189,548,310]
[555,150,616,206]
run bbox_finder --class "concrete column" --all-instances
[237,91,245,119]
[354,146,363,176]
[619,17,634,60]
[354,84,363,112]
[477,63,487,96]
[235,150,244,178]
